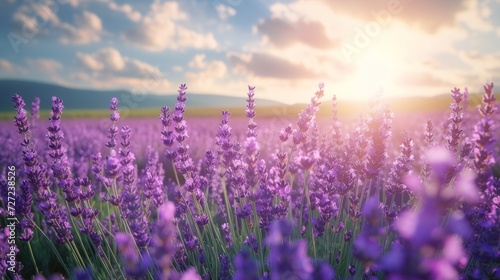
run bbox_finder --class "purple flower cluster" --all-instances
[2,81,499,279]
[115,232,150,277]
[365,97,393,180]
[119,125,150,249]
[380,148,474,279]
[465,82,500,277]
[12,95,30,140]
[150,202,177,278]
[142,146,165,210]
[12,95,74,244]
[446,87,465,154]
[386,132,414,195]
[265,220,334,280]
[244,85,260,186]
[30,97,40,129]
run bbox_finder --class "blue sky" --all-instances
[1,0,499,104]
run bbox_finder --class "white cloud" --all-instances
[215,4,237,20]
[26,58,62,72]
[0,59,27,76]
[185,55,227,88]
[107,1,141,22]
[234,0,476,100]
[59,11,103,44]
[188,54,207,69]
[122,0,217,51]
[457,51,500,83]
[0,59,15,72]
[269,3,302,22]
[456,0,494,32]
[63,0,80,7]
[458,51,500,70]
[76,53,104,71]
[123,59,162,79]
[76,48,124,71]
[73,48,170,93]
[10,1,103,44]
[172,65,184,72]
[12,2,60,34]
[60,0,141,21]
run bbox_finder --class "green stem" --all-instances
[30,220,71,275]
[27,241,39,275]
[93,219,126,278]
[67,241,86,269]
[222,179,235,246]
[304,171,316,258]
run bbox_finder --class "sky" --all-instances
[0,0,499,104]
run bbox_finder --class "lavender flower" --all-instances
[421,120,434,178]
[348,264,356,276]
[144,166,165,210]
[473,82,496,189]
[150,202,177,278]
[331,95,343,155]
[255,160,275,230]
[115,233,150,277]
[278,123,289,143]
[365,101,393,179]
[216,110,233,173]
[31,97,40,129]
[72,177,103,256]
[335,138,356,195]
[354,196,384,264]
[381,148,474,279]
[352,121,368,180]
[160,106,177,161]
[244,85,260,185]
[446,87,465,154]
[219,255,231,280]
[221,222,233,250]
[104,150,121,180]
[91,152,110,190]
[18,180,34,241]
[233,248,260,280]
[243,232,259,253]
[12,94,30,141]
[106,97,120,149]
[386,132,414,195]
[466,82,499,274]
[6,82,500,279]
[48,96,78,203]
[12,95,73,244]
[294,83,325,149]
[170,84,194,175]
[266,220,314,280]
[119,125,150,249]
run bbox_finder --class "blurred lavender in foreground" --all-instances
[465,82,500,277]
[380,147,475,279]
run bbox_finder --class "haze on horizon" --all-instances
[0,0,499,104]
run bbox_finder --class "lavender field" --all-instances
[1,83,499,280]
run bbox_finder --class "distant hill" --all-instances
[0,79,283,112]
[1,79,482,119]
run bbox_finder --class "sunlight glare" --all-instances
[351,50,396,99]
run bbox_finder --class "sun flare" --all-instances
[350,50,397,99]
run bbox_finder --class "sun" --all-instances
[350,49,397,99]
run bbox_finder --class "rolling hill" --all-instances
[0,79,283,112]
[0,79,484,119]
